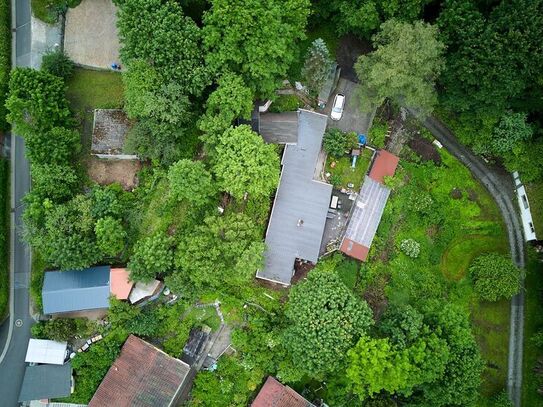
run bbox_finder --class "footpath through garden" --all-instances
[414,112,526,407]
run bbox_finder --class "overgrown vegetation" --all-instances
[0,0,10,131]
[0,159,9,320]
[31,0,81,24]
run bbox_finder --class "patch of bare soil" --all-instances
[450,188,463,199]
[87,156,141,190]
[291,260,316,284]
[363,274,389,322]
[407,136,442,164]
[336,34,372,83]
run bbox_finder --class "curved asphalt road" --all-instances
[0,0,34,405]
[416,113,526,407]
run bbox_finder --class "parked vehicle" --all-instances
[330,93,345,121]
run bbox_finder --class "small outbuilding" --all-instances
[251,376,315,407]
[25,339,68,365]
[91,109,136,159]
[18,363,72,402]
[42,266,111,316]
[129,279,164,305]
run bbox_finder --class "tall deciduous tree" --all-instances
[282,262,373,379]
[128,233,174,282]
[6,68,72,136]
[213,125,280,200]
[95,217,127,257]
[168,159,216,205]
[355,19,445,115]
[31,163,79,202]
[490,112,533,155]
[199,73,254,137]
[302,38,334,96]
[171,213,264,290]
[202,0,310,97]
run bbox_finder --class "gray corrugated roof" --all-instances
[42,266,111,314]
[344,176,390,247]
[259,112,299,144]
[257,110,332,285]
[19,363,72,402]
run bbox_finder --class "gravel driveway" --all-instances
[324,78,376,135]
[64,0,120,68]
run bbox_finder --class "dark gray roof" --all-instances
[18,363,72,402]
[257,110,332,285]
[344,176,390,248]
[259,112,299,144]
[42,266,111,314]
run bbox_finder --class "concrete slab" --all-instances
[64,0,120,69]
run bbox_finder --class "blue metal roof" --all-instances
[42,266,111,314]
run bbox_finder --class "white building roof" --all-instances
[129,279,162,304]
[25,339,67,365]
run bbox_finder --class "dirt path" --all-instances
[415,112,526,407]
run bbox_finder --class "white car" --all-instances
[330,93,345,121]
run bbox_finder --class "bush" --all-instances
[0,159,8,320]
[269,94,303,113]
[31,0,82,24]
[323,128,358,157]
[41,50,75,80]
[368,121,388,148]
[400,239,420,258]
[469,253,520,301]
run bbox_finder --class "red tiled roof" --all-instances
[251,377,313,407]
[88,335,190,407]
[368,150,399,184]
[110,268,133,300]
[340,238,370,261]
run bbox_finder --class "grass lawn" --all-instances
[65,67,124,151]
[325,148,373,190]
[472,299,511,403]
[522,249,543,406]
[0,159,9,321]
[368,145,509,402]
[527,181,543,237]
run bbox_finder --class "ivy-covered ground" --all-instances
[360,137,509,403]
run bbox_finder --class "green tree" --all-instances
[90,184,125,219]
[6,68,72,136]
[417,302,484,406]
[116,0,209,96]
[202,0,310,97]
[95,217,127,257]
[41,50,75,79]
[355,19,445,115]
[469,253,521,301]
[31,163,79,202]
[302,38,334,95]
[128,233,174,282]
[490,112,533,155]
[199,72,254,137]
[168,159,216,205]
[31,195,100,270]
[213,125,280,200]
[171,213,264,291]
[24,126,80,165]
[379,304,423,349]
[282,262,374,379]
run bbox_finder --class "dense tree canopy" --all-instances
[282,263,373,379]
[213,125,280,200]
[355,19,445,115]
[302,38,334,96]
[168,159,216,205]
[128,233,174,282]
[202,0,310,96]
[6,68,72,136]
[95,217,127,257]
[24,126,80,165]
[171,213,264,290]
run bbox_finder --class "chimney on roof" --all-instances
[297,219,304,227]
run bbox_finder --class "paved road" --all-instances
[416,114,526,407]
[0,0,34,405]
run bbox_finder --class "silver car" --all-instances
[330,93,345,121]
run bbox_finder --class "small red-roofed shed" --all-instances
[110,268,133,300]
[368,149,399,184]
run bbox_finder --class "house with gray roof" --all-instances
[42,266,111,315]
[256,110,332,286]
[18,363,72,402]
